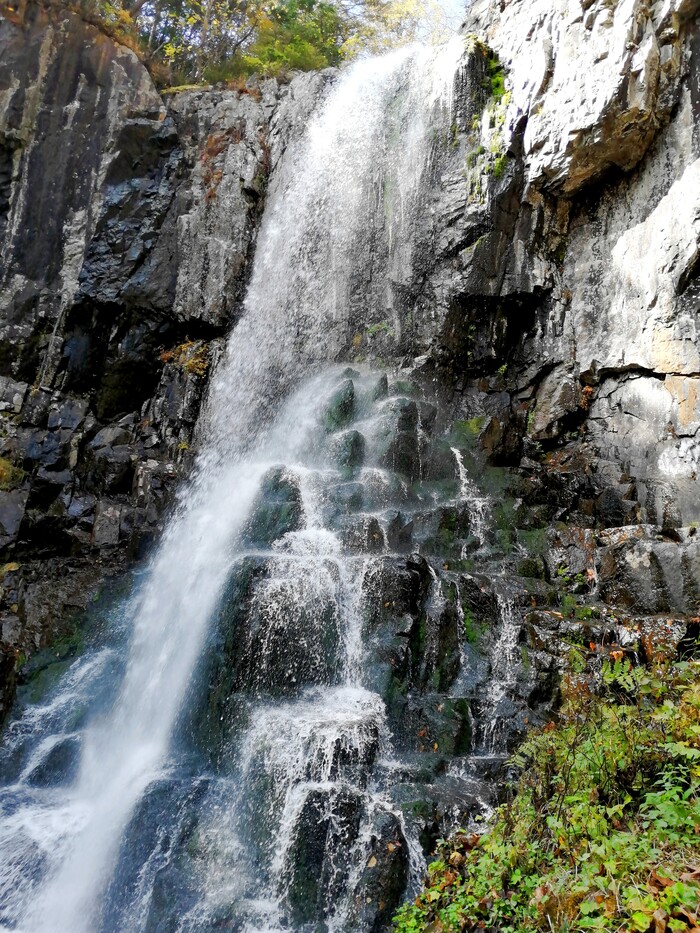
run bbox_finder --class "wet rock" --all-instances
[349,809,408,933]
[384,398,419,433]
[379,431,421,482]
[327,482,364,515]
[242,467,304,547]
[360,469,413,510]
[194,555,343,755]
[422,438,459,483]
[114,779,206,933]
[545,525,597,584]
[392,776,490,856]
[90,425,133,450]
[91,500,123,549]
[414,505,472,560]
[324,379,355,430]
[362,556,432,634]
[418,401,437,435]
[342,516,385,553]
[283,786,363,926]
[597,527,700,613]
[0,489,28,547]
[394,694,472,758]
[467,0,686,195]
[0,642,17,725]
[386,512,414,552]
[529,368,582,442]
[516,555,548,580]
[481,411,524,464]
[459,574,500,628]
[26,735,81,787]
[332,429,366,473]
[370,374,389,400]
[596,487,632,528]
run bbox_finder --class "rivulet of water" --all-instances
[482,592,521,753]
[451,446,490,548]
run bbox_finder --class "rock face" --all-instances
[418,0,700,534]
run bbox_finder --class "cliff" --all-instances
[0,0,699,927]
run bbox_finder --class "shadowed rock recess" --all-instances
[0,0,700,929]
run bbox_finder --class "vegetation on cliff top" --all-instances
[47,0,458,84]
[394,655,700,933]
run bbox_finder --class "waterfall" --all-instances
[0,38,470,933]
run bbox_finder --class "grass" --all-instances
[0,457,25,491]
[394,655,700,933]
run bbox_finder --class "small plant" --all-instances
[160,340,210,378]
[0,457,25,492]
[493,150,510,178]
[365,320,394,339]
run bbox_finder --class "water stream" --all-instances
[0,36,525,933]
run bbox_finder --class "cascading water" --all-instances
[451,446,490,549]
[481,593,521,753]
[0,37,488,933]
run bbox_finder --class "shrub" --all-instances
[395,657,700,933]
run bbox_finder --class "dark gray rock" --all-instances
[325,379,355,430]
[349,810,409,933]
[242,467,305,547]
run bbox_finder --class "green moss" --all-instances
[161,83,210,94]
[517,528,547,555]
[435,512,458,551]
[553,235,569,264]
[0,457,25,491]
[559,592,578,618]
[450,417,486,450]
[493,151,510,178]
[489,65,506,100]
[463,607,486,645]
[493,499,516,533]
[19,624,85,705]
[366,320,394,339]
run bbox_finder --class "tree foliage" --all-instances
[66,0,459,84]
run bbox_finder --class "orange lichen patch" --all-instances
[159,340,210,378]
